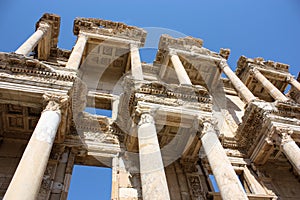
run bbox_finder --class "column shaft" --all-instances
[15,23,50,56]
[130,45,144,80]
[66,33,88,70]
[220,60,256,103]
[289,77,300,92]
[170,54,192,85]
[251,68,288,101]
[282,139,300,175]
[138,113,170,200]
[201,124,248,200]
[4,106,61,200]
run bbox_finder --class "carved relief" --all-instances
[187,175,206,200]
[43,93,68,112]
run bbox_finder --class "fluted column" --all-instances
[201,123,248,200]
[4,94,67,200]
[66,33,88,70]
[130,44,144,80]
[170,53,192,85]
[15,22,50,56]
[219,60,256,103]
[138,112,170,200]
[288,76,300,92]
[279,132,300,175]
[250,68,288,101]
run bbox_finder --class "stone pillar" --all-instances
[170,53,192,85]
[201,123,248,200]
[130,44,144,80]
[66,33,88,70]
[219,60,256,103]
[15,22,50,56]
[250,68,288,101]
[137,112,170,200]
[112,96,120,121]
[279,132,300,175]
[4,95,67,200]
[288,76,300,92]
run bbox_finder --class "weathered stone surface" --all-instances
[1,13,300,200]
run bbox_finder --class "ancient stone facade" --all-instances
[0,13,300,200]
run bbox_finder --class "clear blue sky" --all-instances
[0,1,299,199]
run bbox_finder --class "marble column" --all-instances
[170,53,192,85]
[66,33,88,70]
[130,44,144,80]
[219,60,256,103]
[201,123,248,200]
[4,96,65,200]
[15,22,50,56]
[288,76,300,92]
[250,68,288,101]
[280,133,300,175]
[138,112,170,200]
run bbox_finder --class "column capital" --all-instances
[138,113,154,126]
[78,31,89,40]
[43,93,68,113]
[129,43,139,49]
[134,105,158,125]
[276,127,294,145]
[168,48,181,57]
[286,75,294,83]
[249,67,260,75]
[37,21,51,33]
[217,58,228,70]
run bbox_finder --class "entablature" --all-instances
[236,101,300,164]
[73,18,147,46]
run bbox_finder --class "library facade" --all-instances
[1,13,300,200]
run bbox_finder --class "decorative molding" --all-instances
[43,93,68,112]
[0,52,76,82]
[138,113,154,126]
[73,17,147,45]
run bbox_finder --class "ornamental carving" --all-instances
[275,128,294,145]
[187,175,206,199]
[43,93,68,112]
[138,113,154,126]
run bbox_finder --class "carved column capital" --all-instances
[135,105,157,126]
[138,113,154,126]
[43,93,69,113]
[78,31,88,40]
[37,21,51,33]
[286,75,293,83]
[200,120,218,138]
[218,58,228,70]
[275,127,294,145]
[168,49,177,56]
[249,67,259,75]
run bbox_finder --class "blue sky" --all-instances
[0,1,299,199]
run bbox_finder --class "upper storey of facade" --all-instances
[1,12,300,148]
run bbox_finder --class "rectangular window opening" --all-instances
[208,174,219,192]
[84,107,112,118]
[237,171,251,194]
[68,165,112,200]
